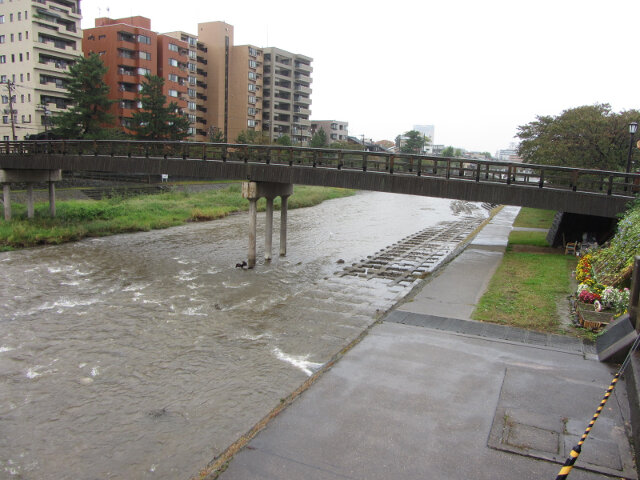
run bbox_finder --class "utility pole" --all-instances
[5,80,17,140]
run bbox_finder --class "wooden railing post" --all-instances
[362,153,368,172]
[446,159,451,179]
[506,165,512,185]
[416,156,422,176]
[389,155,395,174]
[202,143,207,161]
[337,151,343,170]
[539,169,545,188]
[475,163,481,182]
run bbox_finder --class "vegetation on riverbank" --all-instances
[473,207,576,334]
[0,185,355,251]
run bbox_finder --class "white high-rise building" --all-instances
[0,0,83,140]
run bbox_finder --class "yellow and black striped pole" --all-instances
[555,334,640,479]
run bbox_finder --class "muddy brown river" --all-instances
[0,191,489,479]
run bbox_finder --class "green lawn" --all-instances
[472,207,578,335]
[472,252,574,333]
[512,208,556,229]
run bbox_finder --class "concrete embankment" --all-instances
[211,206,636,480]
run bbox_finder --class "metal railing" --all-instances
[2,140,639,197]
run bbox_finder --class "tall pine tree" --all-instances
[131,74,190,140]
[51,53,115,138]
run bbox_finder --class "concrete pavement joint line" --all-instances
[384,311,595,356]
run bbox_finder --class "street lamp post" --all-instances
[626,121,638,191]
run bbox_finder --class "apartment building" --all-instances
[311,120,348,143]
[197,21,263,143]
[0,0,83,140]
[163,30,209,141]
[83,16,189,134]
[262,47,313,145]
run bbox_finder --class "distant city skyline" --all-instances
[79,0,640,154]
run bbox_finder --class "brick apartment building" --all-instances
[82,16,189,135]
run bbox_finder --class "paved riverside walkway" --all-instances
[217,207,636,480]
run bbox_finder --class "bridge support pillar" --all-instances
[280,195,289,257]
[26,184,34,219]
[265,197,274,261]
[242,181,294,269]
[49,181,56,218]
[248,198,257,269]
[0,169,61,221]
[2,184,10,221]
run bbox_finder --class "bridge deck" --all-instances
[1,140,637,217]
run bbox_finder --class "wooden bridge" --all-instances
[1,140,638,218]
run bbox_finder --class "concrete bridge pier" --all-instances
[242,181,294,269]
[0,169,62,220]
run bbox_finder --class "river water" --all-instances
[0,191,489,479]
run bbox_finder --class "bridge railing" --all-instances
[2,140,639,197]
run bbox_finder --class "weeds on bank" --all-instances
[512,207,556,229]
[0,185,354,250]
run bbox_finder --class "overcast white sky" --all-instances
[81,0,639,154]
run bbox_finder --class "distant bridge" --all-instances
[0,140,638,218]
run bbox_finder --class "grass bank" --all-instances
[0,185,355,251]
[472,207,578,335]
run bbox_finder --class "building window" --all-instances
[188,88,196,98]
[138,35,151,45]
[248,119,256,127]
[188,50,196,60]
[249,60,257,69]
[168,58,178,67]
[188,101,196,110]
[99,34,106,40]
[18,32,21,41]
[248,83,256,92]
[249,47,258,57]
[188,62,196,72]
[248,95,256,104]
[168,89,178,97]
[0,35,4,44]
[248,71,257,81]
[137,67,150,76]
[0,15,4,24]
[2,116,8,124]
[168,43,179,52]
[188,114,196,123]
[248,107,256,116]
[139,51,151,60]
[168,73,178,82]
[188,75,196,85]
[17,12,20,20]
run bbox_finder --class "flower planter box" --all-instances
[576,303,614,331]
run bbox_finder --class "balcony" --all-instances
[294,107,311,116]
[294,62,313,74]
[293,95,311,106]
[294,85,312,95]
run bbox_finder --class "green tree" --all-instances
[440,146,464,157]
[517,103,640,170]
[275,134,292,146]
[441,146,454,157]
[131,74,190,140]
[209,127,225,143]
[310,129,328,148]
[400,130,429,154]
[50,53,115,138]
[235,129,270,145]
